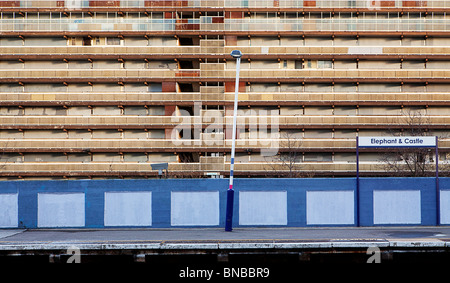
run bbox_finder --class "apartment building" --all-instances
[0,0,449,179]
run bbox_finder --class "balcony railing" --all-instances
[0,162,375,176]
[0,0,447,10]
[0,161,445,177]
[0,138,351,151]
[3,46,450,57]
[1,68,450,81]
[0,115,448,128]
[0,92,448,105]
[2,18,450,33]
[0,138,448,152]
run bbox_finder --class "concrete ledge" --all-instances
[1,228,450,263]
[1,239,448,251]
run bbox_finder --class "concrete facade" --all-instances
[0,0,449,179]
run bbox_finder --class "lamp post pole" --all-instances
[225,50,242,232]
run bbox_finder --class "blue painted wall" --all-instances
[359,178,441,226]
[0,177,448,229]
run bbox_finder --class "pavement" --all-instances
[3,227,450,269]
[1,226,450,250]
[5,227,447,278]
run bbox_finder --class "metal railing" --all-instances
[1,68,450,80]
[0,45,449,56]
[0,0,448,10]
[0,115,448,127]
[0,91,448,103]
[1,18,449,32]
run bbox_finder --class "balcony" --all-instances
[0,160,439,178]
[0,115,448,129]
[0,91,447,106]
[2,46,450,58]
[0,138,356,152]
[1,68,450,83]
[0,0,448,10]
[1,138,448,152]
[2,18,450,34]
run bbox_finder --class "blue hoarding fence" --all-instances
[0,178,448,229]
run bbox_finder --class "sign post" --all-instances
[356,136,439,226]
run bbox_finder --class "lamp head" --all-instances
[230,50,242,59]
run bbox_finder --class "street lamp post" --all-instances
[225,50,242,232]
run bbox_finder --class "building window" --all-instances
[106,37,121,45]
[82,37,92,46]
[318,60,333,69]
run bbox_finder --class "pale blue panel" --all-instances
[171,191,219,226]
[104,191,152,227]
[38,193,85,228]
[0,194,18,228]
[239,191,287,225]
[373,190,421,224]
[440,190,450,224]
[306,191,354,225]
